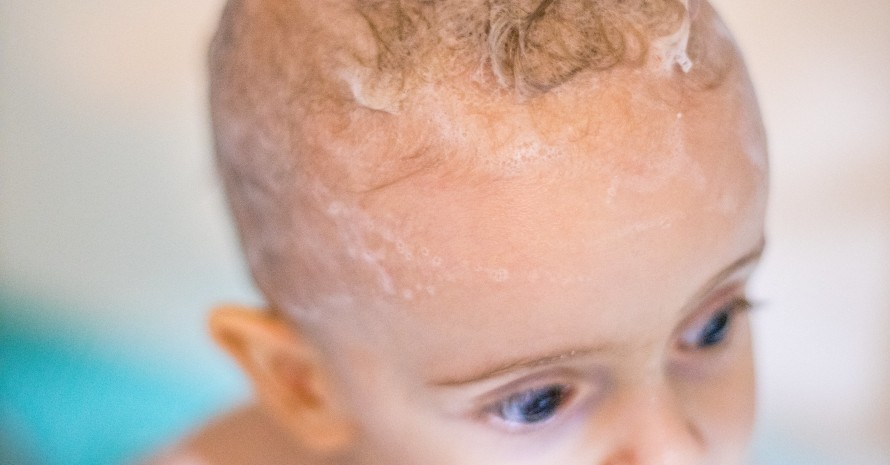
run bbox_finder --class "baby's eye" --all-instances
[681,297,752,349]
[494,385,570,427]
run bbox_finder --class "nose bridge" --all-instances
[605,376,706,465]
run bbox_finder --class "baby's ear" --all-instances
[209,305,354,452]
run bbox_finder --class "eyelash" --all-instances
[680,296,753,350]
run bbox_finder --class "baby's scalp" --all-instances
[209,0,745,322]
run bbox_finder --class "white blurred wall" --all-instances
[2,0,888,462]
[711,0,890,462]
[0,0,257,375]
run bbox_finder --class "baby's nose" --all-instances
[601,381,706,465]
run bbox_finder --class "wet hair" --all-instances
[208,0,729,315]
[352,0,688,99]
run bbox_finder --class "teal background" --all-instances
[0,293,246,465]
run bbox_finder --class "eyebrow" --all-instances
[429,238,766,387]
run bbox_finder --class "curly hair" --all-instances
[355,0,689,99]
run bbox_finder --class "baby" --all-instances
[151,0,768,463]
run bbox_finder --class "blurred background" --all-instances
[1,0,888,464]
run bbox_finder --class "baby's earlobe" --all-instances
[207,305,356,453]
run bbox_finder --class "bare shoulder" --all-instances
[139,447,210,465]
[138,404,308,465]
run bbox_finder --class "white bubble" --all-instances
[396,240,414,260]
[380,228,395,242]
[490,268,509,282]
[327,201,344,215]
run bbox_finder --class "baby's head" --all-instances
[208,1,768,464]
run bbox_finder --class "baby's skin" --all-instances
[148,1,768,464]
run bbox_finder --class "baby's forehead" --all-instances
[322,81,760,268]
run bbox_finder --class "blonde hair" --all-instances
[355,0,688,99]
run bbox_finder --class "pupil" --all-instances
[700,310,730,347]
[520,387,563,422]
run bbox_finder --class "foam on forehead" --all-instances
[209,0,745,321]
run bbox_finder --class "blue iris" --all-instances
[698,309,732,347]
[498,385,567,424]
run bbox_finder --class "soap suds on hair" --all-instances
[651,0,694,73]
[350,0,694,102]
